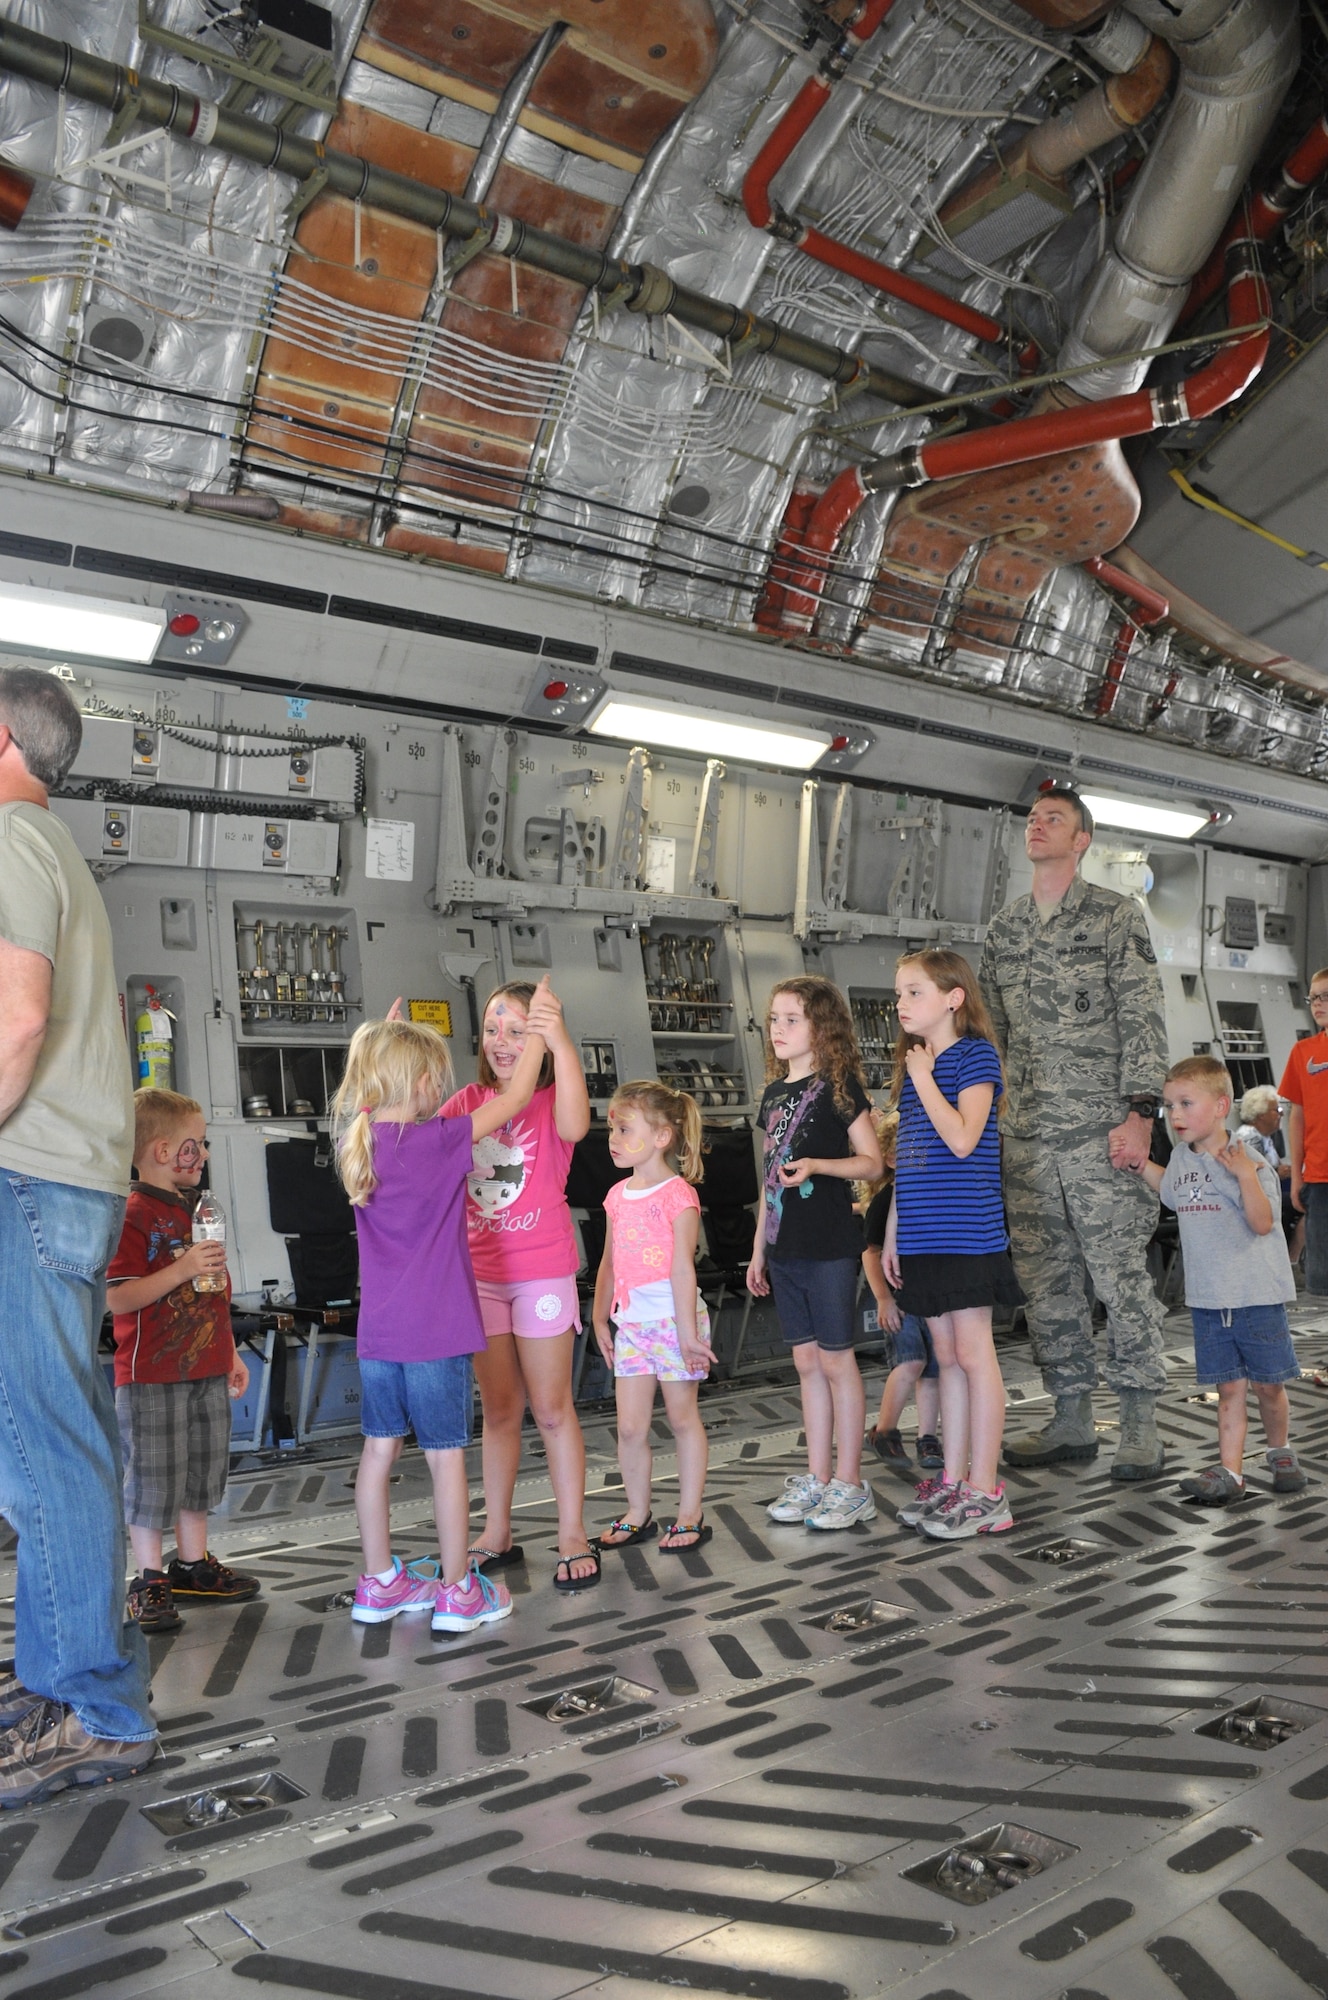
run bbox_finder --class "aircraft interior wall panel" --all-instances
[1306,862,1328,979]
[1157,966,1221,1068]
[736,920,813,1043]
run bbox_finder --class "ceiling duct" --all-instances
[921,19,1172,278]
[1058,0,1298,400]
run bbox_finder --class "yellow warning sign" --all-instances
[408,1000,453,1035]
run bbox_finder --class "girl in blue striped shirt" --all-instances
[883,949,1020,1539]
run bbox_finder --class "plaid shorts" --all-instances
[116,1376,232,1530]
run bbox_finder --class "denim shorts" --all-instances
[768,1256,860,1351]
[1190,1304,1298,1386]
[359,1355,473,1449]
[885,1313,938,1380]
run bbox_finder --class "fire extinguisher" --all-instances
[135,985,175,1090]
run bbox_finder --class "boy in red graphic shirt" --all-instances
[108,1090,257,1633]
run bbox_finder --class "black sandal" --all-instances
[657,1517,712,1553]
[468,1544,525,1571]
[599,1515,656,1548]
[553,1549,602,1591]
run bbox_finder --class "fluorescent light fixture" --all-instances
[1079,791,1212,840]
[0,581,166,664]
[588,693,831,770]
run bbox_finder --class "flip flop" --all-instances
[552,1549,602,1591]
[467,1544,525,1571]
[598,1515,656,1548]
[657,1518,712,1553]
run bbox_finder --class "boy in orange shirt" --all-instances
[107,1090,257,1633]
[1280,967,1328,1297]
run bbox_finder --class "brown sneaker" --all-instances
[166,1553,260,1602]
[0,1701,159,1808]
[127,1571,182,1634]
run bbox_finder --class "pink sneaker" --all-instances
[432,1567,513,1634]
[351,1556,438,1624]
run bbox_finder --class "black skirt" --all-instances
[896,1250,1024,1319]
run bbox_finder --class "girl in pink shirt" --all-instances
[592,1081,716,1554]
[445,980,595,1591]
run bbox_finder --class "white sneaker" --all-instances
[767,1473,827,1523]
[806,1478,877,1531]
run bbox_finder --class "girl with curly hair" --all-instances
[748,977,883,1531]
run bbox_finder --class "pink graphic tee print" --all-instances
[604,1175,700,1318]
[443,1082,578,1282]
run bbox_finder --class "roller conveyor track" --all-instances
[3,1307,1328,1998]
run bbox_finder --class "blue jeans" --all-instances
[1302,1182,1328,1297]
[0,1170,153,1742]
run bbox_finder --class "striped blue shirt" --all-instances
[895,1037,1007,1256]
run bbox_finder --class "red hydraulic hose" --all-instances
[1084,554,1169,624]
[1096,618,1138,717]
[744,74,829,232]
[798,225,1019,348]
[763,252,1267,633]
[779,465,871,632]
[745,0,894,231]
[865,250,1269,494]
[742,0,1037,364]
[755,487,819,630]
[1183,109,1328,323]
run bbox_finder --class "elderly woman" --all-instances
[1236,1085,1301,1255]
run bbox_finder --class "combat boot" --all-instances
[1003,1393,1098,1467]
[1111,1389,1165,1481]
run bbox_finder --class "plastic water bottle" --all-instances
[191,1189,228,1294]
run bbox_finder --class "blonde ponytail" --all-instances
[609,1079,706,1185]
[331,1017,456,1206]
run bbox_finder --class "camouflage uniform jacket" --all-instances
[978,872,1167,1145]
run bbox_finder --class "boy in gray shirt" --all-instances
[1136,1055,1302,1503]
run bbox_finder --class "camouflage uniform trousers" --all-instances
[1003,1128,1167,1399]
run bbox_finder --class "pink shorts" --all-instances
[477,1277,580,1341]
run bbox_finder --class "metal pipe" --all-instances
[1057,0,1297,398]
[742,0,1039,361]
[464,19,566,205]
[1027,36,1173,174]
[0,19,930,411]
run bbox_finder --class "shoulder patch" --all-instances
[1132,934,1157,964]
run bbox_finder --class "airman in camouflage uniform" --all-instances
[978,787,1168,1480]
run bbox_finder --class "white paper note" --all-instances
[365,817,415,882]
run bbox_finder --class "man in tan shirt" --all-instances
[0,666,157,1803]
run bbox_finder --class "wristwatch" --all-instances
[1126,1095,1160,1121]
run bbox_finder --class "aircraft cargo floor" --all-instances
[2,1305,1328,2000]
